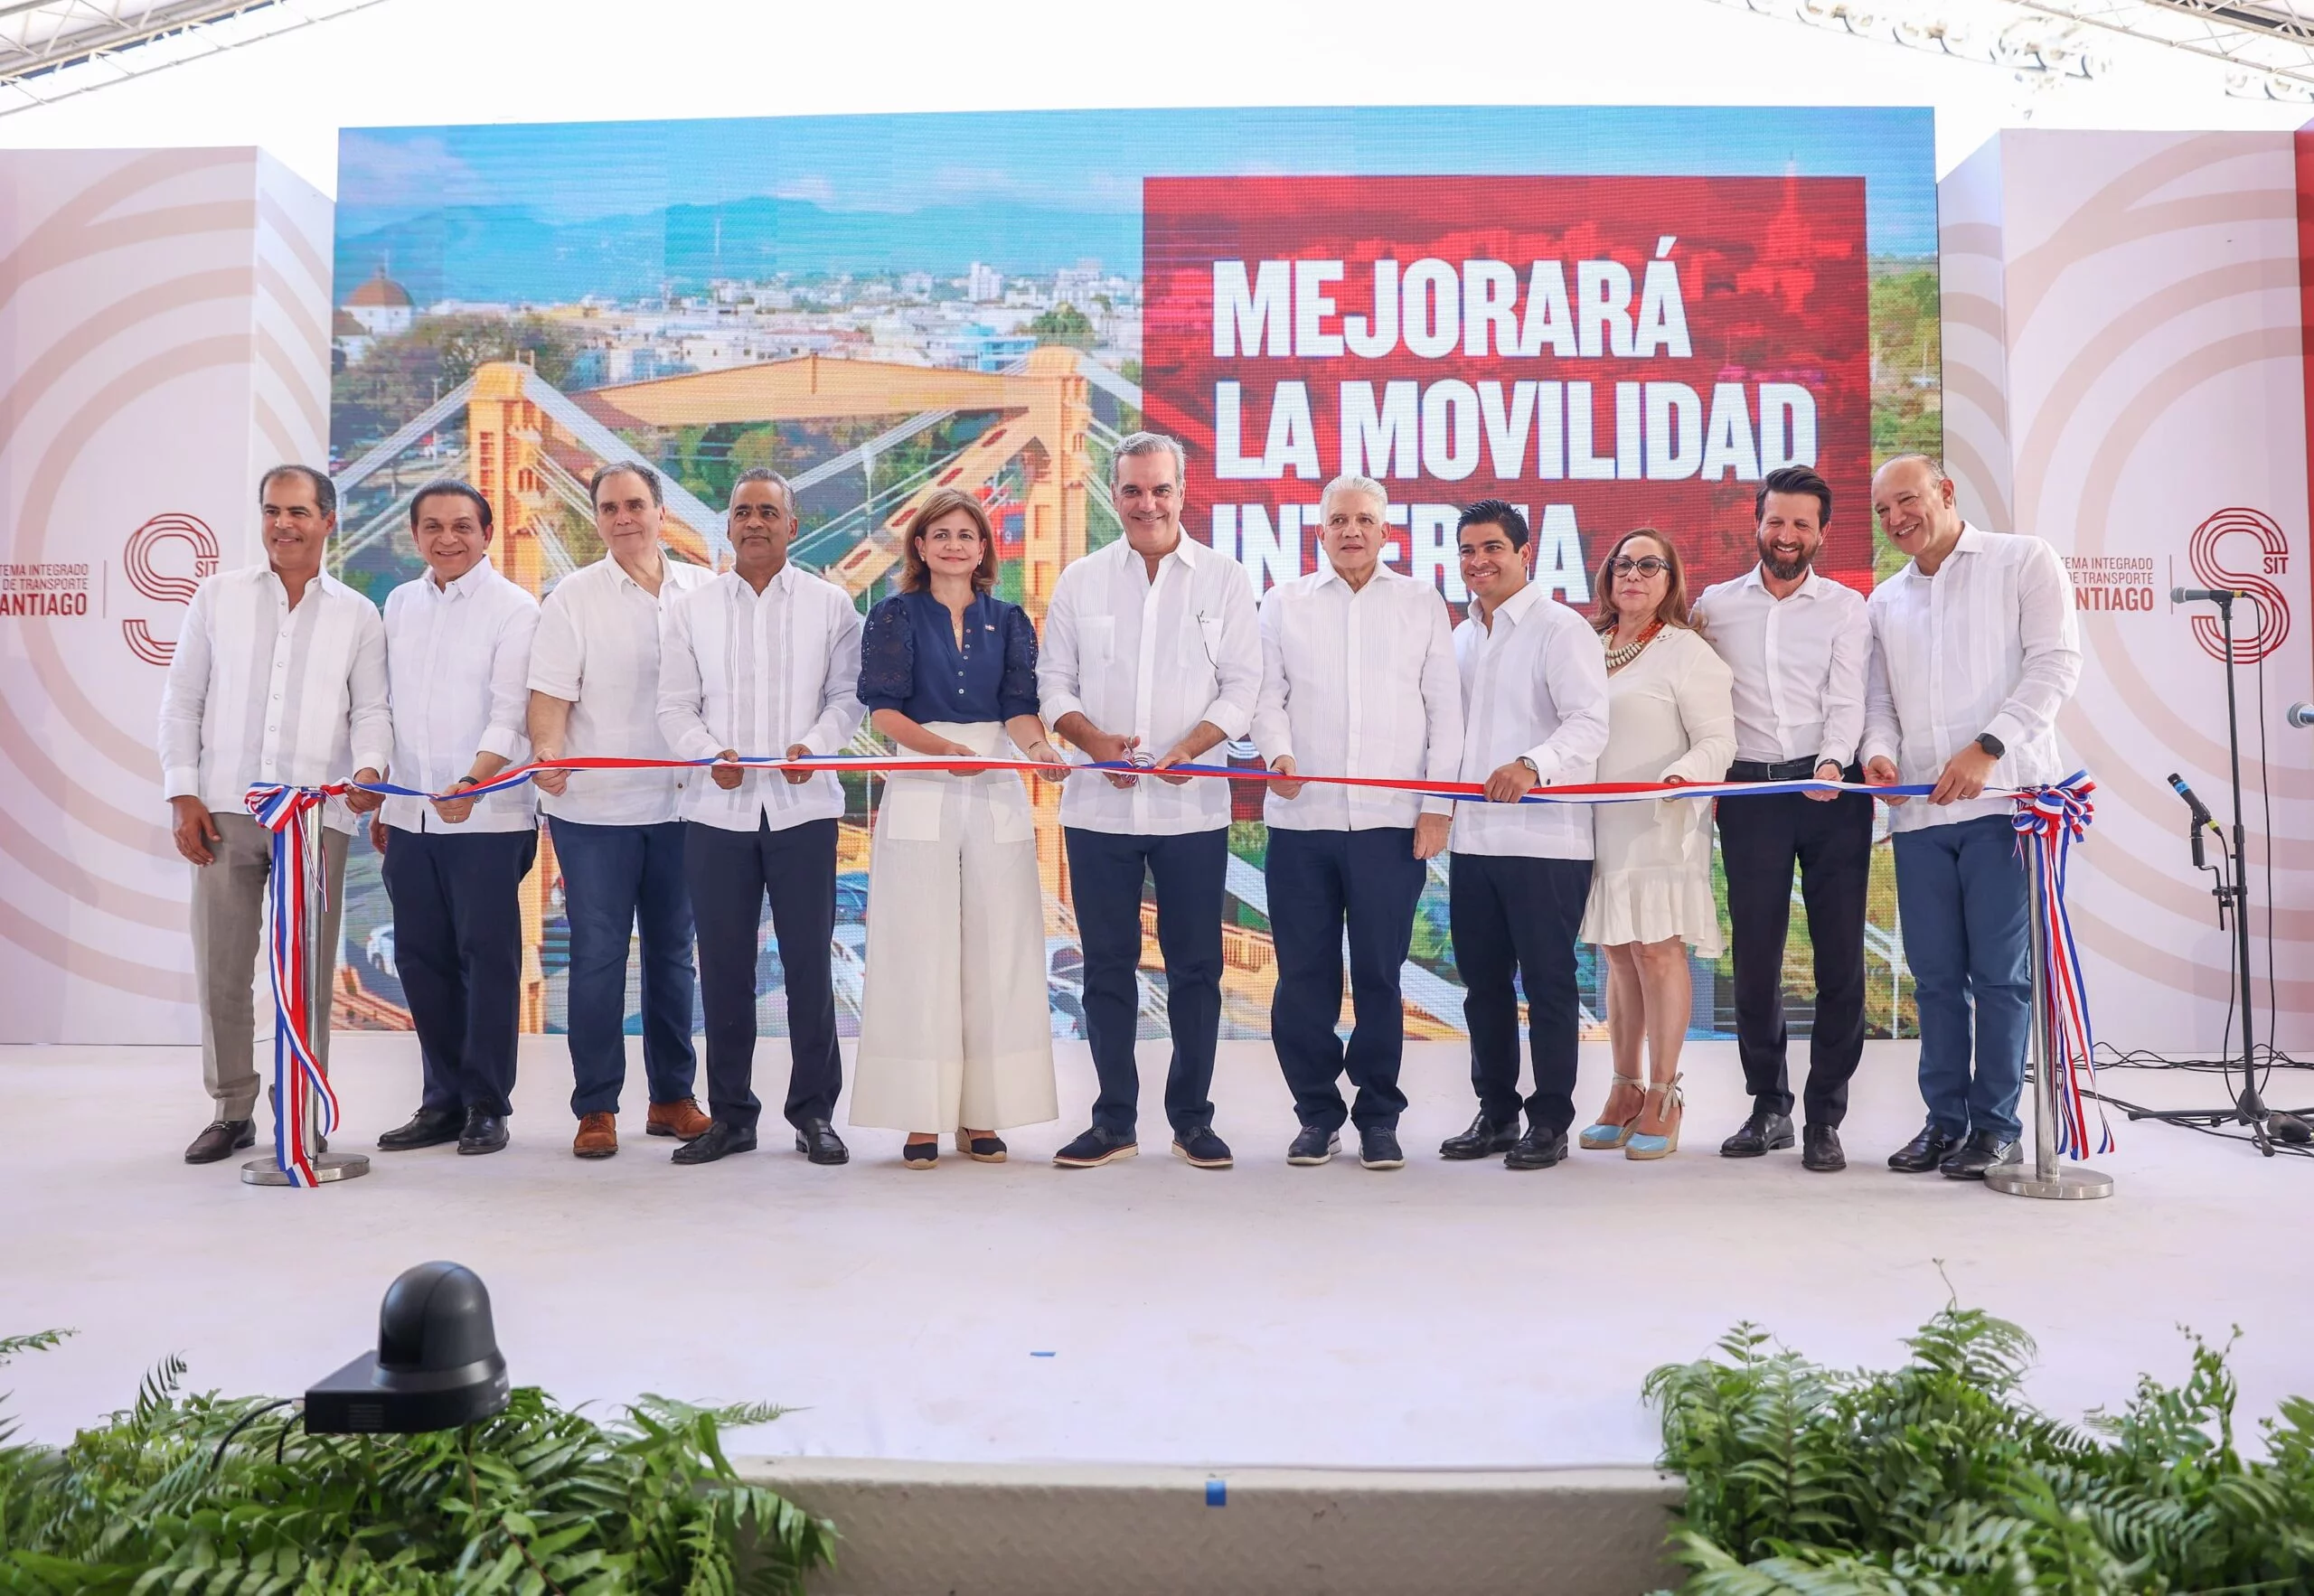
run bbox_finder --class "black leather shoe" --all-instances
[1939,1131,2020,1179]
[793,1119,849,1165]
[184,1119,255,1164]
[1171,1125,1233,1169]
[1439,1112,1519,1160]
[1719,1107,1795,1159]
[1286,1125,1340,1166]
[1801,1124,1846,1172]
[672,1120,757,1165]
[1886,1125,1964,1173]
[1505,1125,1569,1170]
[1054,1125,1139,1168]
[456,1111,509,1156]
[378,1107,463,1152]
[1358,1125,1405,1170]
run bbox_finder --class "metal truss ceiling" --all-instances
[0,0,389,114]
[2009,1,2314,94]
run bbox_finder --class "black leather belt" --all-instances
[1726,757,1822,782]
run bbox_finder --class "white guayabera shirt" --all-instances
[1037,532,1263,836]
[527,551,716,828]
[1450,583,1610,860]
[158,566,392,835]
[1693,566,1869,771]
[656,564,866,832]
[1252,559,1463,832]
[1861,524,2082,834]
[381,558,541,835]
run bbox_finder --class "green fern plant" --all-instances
[0,1335,834,1595]
[1647,1306,2314,1595]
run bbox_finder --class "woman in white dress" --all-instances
[850,488,1068,1168]
[1576,530,1736,1161]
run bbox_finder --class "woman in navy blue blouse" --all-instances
[847,487,1068,1168]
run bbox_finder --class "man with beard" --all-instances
[1692,465,1870,1173]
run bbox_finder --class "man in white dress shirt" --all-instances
[527,463,715,1160]
[1863,454,2082,1179]
[372,481,541,1159]
[161,465,391,1165]
[657,468,865,1167]
[1439,502,1610,1171]
[1255,474,1463,1171]
[1039,432,1261,1172]
[1694,465,1872,1175]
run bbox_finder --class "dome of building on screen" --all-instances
[343,263,414,337]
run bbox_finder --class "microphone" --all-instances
[2167,773,2215,829]
[2168,772,2215,870]
[2289,703,2314,728]
[2171,586,2239,604]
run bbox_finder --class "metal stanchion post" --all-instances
[1986,859,2111,1201]
[244,809,371,1187]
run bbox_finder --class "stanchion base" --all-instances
[240,1152,372,1187]
[1984,1162,2112,1201]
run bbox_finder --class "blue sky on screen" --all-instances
[335,106,1934,304]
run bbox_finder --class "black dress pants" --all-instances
[1063,826,1227,1137]
[381,826,538,1118]
[1717,782,1874,1126]
[1449,852,1594,1134]
[1266,826,1426,1133]
[684,816,841,1134]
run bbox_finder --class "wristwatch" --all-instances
[1974,733,2005,759]
[1516,756,1541,780]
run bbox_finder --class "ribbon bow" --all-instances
[243,784,344,1186]
[2011,772,2109,1158]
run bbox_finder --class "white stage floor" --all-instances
[5,1037,2305,1467]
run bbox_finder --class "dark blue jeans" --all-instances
[1266,826,1427,1133]
[1063,825,1227,1138]
[381,826,538,1119]
[548,818,697,1117]
[1892,812,2029,1142]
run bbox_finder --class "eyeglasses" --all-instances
[1609,557,1671,577]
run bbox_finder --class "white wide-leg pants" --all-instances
[849,720,1059,1133]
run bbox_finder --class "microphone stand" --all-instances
[2131,591,2311,1154]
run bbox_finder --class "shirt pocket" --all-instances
[1079,615,1115,668]
[1178,613,1225,676]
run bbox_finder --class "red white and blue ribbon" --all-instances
[315,754,1949,805]
[243,783,343,1187]
[2011,771,2109,1158]
[245,758,2094,1186]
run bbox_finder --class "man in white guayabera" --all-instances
[160,465,390,1167]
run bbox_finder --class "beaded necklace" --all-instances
[1602,618,1665,674]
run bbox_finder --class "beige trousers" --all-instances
[191,811,350,1121]
[849,722,1058,1134]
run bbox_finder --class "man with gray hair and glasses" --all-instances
[1253,473,1462,1171]
[1039,431,1261,1170]
[162,464,390,1166]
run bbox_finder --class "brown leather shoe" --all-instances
[573,1112,618,1159]
[646,1098,712,1141]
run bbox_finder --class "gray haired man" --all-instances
[1039,432,1261,1170]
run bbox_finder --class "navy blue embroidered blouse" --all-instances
[859,589,1040,724]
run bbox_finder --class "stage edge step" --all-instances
[738,1458,1683,1595]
